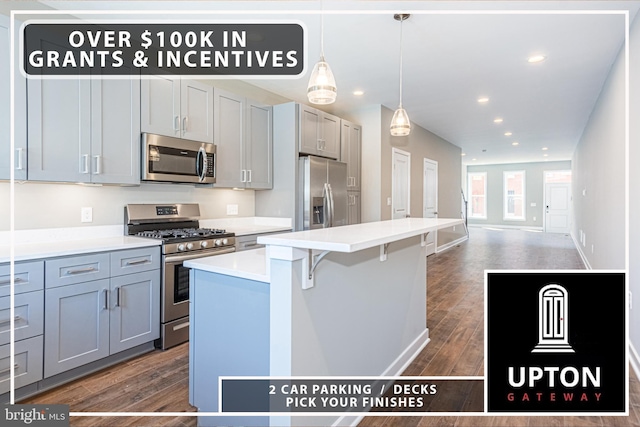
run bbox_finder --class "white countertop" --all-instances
[0,235,161,263]
[257,218,464,253]
[199,217,292,236]
[184,247,269,283]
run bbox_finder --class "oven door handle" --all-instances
[164,247,236,263]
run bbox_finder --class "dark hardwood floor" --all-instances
[22,227,638,426]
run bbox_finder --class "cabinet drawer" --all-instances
[110,247,160,277]
[0,291,43,345]
[0,260,44,297]
[0,335,44,394]
[45,253,110,288]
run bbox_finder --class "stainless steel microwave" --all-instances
[141,133,216,184]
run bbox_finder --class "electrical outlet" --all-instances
[81,207,93,223]
[591,244,594,254]
[226,204,239,215]
[533,216,536,221]
[630,291,633,310]
[387,197,391,206]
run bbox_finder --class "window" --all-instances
[468,172,487,219]
[503,171,525,220]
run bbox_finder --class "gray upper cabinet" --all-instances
[298,104,340,160]
[27,60,141,184]
[141,76,214,144]
[214,88,272,189]
[341,120,361,191]
[0,16,27,181]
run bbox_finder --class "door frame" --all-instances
[543,169,572,233]
[423,158,438,255]
[391,147,411,219]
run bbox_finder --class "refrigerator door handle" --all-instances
[328,184,335,227]
[322,183,330,228]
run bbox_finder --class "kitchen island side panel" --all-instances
[189,270,270,427]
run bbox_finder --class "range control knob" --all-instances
[215,239,222,246]
[186,243,194,250]
[177,244,186,252]
[222,238,229,245]
[201,241,209,248]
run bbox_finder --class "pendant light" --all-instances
[390,13,411,136]
[307,1,337,104]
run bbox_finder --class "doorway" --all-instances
[392,148,411,219]
[423,158,438,255]
[544,170,572,234]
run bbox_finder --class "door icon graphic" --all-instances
[532,284,575,353]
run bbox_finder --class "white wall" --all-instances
[570,23,626,270]
[0,182,255,231]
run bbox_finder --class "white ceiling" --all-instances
[29,1,640,165]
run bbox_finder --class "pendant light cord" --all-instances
[398,16,404,108]
[320,0,325,59]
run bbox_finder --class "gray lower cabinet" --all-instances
[347,191,361,225]
[0,260,45,394]
[44,247,160,378]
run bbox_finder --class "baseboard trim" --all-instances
[570,232,592,270]
[468,224,544,231]
[436,235,469,254]
[630,343,640,382]
[332,329,431,427]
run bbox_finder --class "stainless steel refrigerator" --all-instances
[299,155,348,230]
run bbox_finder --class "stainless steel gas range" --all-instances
[125,203,235,350]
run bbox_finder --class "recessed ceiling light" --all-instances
[461,152,466,156]
[542,147,548,151]
[477,97,489,104]
[504,132,512,136]
[472,158,477,161]
[353,90,364,96]
[528,55,547,63]
[543,154,548,157]
[493,118,503,123]
[512,142,519,146]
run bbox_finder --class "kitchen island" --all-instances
[185,218,463,427]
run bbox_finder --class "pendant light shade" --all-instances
[390,107,411,136]
[390,13,411,136]
[307,55,337,104]
[308,1,337,105]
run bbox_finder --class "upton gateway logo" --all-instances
[532,284,574,353]
[486,271,626,413]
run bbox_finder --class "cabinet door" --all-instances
[27,38,91,182]
[0,16,27,180]
[109,270,160,354]
[319,112,341,160]
[181,79,214,143]
[341,120,361,191]
[246,101,273,189]
[44,279,110,378]
[347,192,361,225]
[213,88,245,188]
[91,72,141,185]
[299,105,321,156]
[141,75,181,138]
[0,336,43,394]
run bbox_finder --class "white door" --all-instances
[392,148,411,219]
[423,158,438,255]
[544,182,571,233]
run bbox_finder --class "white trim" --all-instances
[423,157,438,256]
[436,235,469,253]
[630,343,640,382]
[468,223,543,232]
[570,232,592,270]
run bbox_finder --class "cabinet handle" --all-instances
[183,116,188,132]
[15,148,24,171]
[241,169,247,183]
[0,316,21,326]
[247,169,252,183]
[125,258,150,266]
[80,154,90,174]
[0,364,19,376]
[0,277,24,286]
[115,287,121,307]
[66,266,97,275]
[93,155,102,174]
[103,289,109,310]
[174,116,180,132]
[242,242,259,248]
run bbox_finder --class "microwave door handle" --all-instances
[196,147,206,182]
[200,148,208,182]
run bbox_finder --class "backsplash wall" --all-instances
[0,181,255,231]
